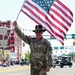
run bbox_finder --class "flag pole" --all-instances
[16,0,26,21]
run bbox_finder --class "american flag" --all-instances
[21,0,73,44]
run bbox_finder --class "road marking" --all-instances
[0,66,30,73]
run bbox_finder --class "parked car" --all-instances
[20,59,29,66]
[52,56,73,68]
[60,56,73,68]
[52,58,61,68]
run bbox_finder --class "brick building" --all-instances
[0,21,22,61]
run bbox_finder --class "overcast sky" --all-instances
[0,0,75,35]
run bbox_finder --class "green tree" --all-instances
[25,51,30,61]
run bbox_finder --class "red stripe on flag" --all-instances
[51,6,71,27]
[54,0,73,22]
[57,0,73,17]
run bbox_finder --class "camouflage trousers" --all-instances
[30,65,47,75]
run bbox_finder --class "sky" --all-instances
[0,0,75,35]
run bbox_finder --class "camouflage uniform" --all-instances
[14,27,52,75]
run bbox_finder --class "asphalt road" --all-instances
[0,62,75,75]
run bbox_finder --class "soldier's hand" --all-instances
[45,67,51,72]
[13,21,18,28]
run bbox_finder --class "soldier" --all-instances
[13,21,52,75]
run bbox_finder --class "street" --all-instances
[0,62,75,75]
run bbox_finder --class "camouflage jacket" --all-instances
[14,27,52,68]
